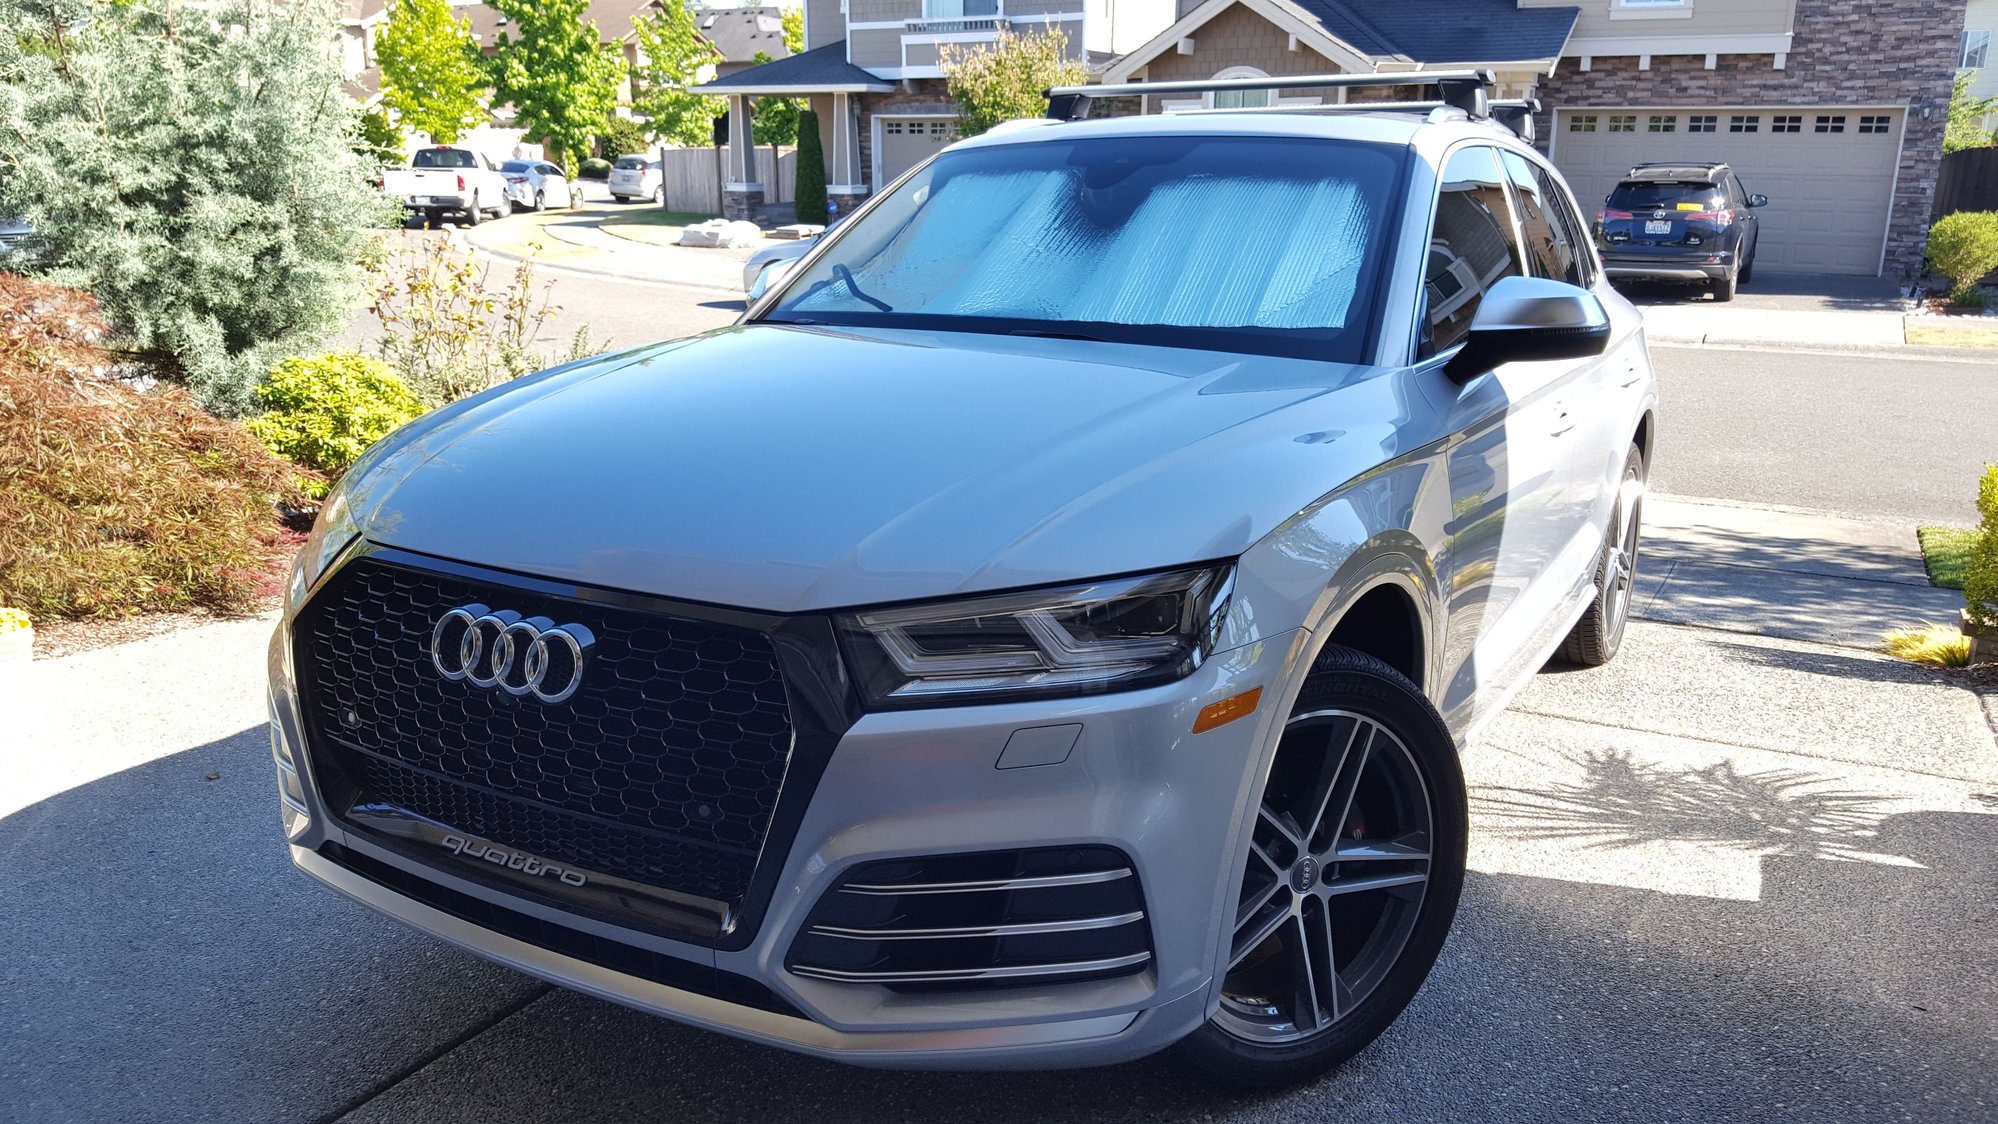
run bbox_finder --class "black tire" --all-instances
[1739,252,1755,285]
[464,193,481,226]
[1711,268,1737,302]
[533,190,545,212]
[1173,645,1467,1091]
[1554,443,1646,668]
[654,185,666,205]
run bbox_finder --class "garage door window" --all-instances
[1772,115,1803,133]
[1647,115,1676,133]
[1859,115,1892,134]
[1570,115,1599,132]
[1609,115,1636,133]
[1815,115,1846,134]
[1729,115,1759,133]
[1688,115,1717,133]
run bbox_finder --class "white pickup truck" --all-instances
[380,146,512,226]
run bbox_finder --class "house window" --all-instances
[1608,115,1637,133]
[1729,114,1759,132]
[1687,114,1717,132]
[1859,115,1892,134]
[1211,66,1272,110]
[1772,115,1802,133]
[1815,115,1846,133]
[1965,29,1991,70]
[1569,115,1599,132]
[1647,115,1677,132]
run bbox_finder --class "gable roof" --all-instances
[1297,0,1577,64]
[1105,0,1577,84]
[688,40,893,94]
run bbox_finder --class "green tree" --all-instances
[486,0,627,175]
[599,113,648,160]
[0,0,397,415]
[375,0,488,145]
[782,7,804,55]
[1947,72,1998,154]
[794,108,827,224]
[940,31,1086,138]
[630,0,723,146]
[355,106,406,169]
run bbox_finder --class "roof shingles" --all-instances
[1295,0,1578,64]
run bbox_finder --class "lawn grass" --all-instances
[1916,525,1976,589]
[1905,323,1998,349]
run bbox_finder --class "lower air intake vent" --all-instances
[786,846,1151,991]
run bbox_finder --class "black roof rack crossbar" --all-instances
[1044,69,1497,124]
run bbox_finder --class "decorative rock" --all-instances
[678,219,766,248]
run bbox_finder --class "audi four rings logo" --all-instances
[429,603,596,704]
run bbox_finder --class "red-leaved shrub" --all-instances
[0,275,318,618]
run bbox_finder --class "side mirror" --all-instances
[1444,276,1612,382]
[749,260,795,301]
[1748,193,1770,208]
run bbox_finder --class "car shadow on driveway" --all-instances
[327,758,1998,1124]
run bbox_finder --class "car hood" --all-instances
[349,324,1416,613]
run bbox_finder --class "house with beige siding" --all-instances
[691,0,1179,218]
[1106,0,1962,278]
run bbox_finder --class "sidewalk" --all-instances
[457,203,759,293]
[1639,495,1964,647]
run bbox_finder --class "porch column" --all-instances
[723,93,763,221]
[826,91,869,216]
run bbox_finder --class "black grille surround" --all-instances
[293,545,856,950]
[787,847,1153,992]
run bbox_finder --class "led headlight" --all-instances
[838,564,1234,706]
[284,485,362,615]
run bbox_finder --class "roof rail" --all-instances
[1044,69,1497,124]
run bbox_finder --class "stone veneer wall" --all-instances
[1533,0,1960,278]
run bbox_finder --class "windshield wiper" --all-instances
[832,264,893,313]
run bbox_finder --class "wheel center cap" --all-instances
[1291,856,1319,893]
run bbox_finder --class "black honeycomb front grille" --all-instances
[295,556,797,912]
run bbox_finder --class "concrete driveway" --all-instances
[4,499,1994,1124]
[1618,272,1914,349]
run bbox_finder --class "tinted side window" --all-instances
[1536,167,1596,286]
[1502,152,1588,287]
[1724,173,1747,208]
[1425,147,1522,355]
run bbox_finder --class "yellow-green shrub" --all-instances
[1964,464,1998,630]
[1926,212,1998,305]
[246,353,425,486]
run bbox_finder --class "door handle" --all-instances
[1617,359,1644,388]
[1549,408,1576,437]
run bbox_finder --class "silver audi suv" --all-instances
[269,72,1657,1088]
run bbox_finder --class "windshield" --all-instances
[760,135,1406,362]
[1608,182,1723,210]
[413,148,477,169]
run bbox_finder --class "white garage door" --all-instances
[875,116,956,186]
[1551,107,1904,276]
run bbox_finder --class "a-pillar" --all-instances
[722,93,762,221]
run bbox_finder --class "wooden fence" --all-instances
[657,146,797,214]
[1933,146,1998,217]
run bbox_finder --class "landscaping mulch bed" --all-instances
[32,597,280,659]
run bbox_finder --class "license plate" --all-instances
[1644,220,1673,235]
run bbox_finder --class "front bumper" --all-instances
[270,616,1305,1068]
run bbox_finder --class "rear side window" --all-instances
[1424,147,1522,356]
[413,148,476,169]
[1502,152,1588,288]
[1607,181,1723,211]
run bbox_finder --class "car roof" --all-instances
[950,107,1523,155]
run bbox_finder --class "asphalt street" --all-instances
[1649,343,1998,525]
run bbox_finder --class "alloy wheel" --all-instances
[1217,709,1434,1044]
[1603,464,1646,638]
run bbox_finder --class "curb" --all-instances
[463,234,746,296]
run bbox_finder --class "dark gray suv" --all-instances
[1595,161,1768,302]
